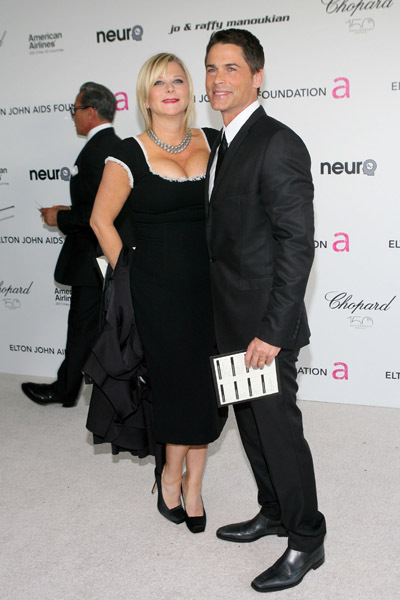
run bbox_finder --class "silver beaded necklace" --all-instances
[147,128,192,154]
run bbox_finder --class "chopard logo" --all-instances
[0,280,33,297]
[324,292,396,314]
[321,0,394,16]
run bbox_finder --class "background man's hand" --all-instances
[40,206,70,227]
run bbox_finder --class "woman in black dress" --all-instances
[90,53,224,533]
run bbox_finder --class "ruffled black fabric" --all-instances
[84,246,163,466]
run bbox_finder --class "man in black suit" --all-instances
[205,29,326,592]
[22,82,120,407]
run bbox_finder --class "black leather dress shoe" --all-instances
[216,512,287,543]
[21,382,74,407]
[251,544,325,592]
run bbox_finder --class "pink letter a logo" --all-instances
[332,232,350,252]
[332,77,350,99]
[115,91,129,111]
[332,362,348,380]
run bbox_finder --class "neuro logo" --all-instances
[320,159,377,175]
[362,159,377,175]
[132,25,143,40]
[96,25,144,43]
[0,31,6,47]
[29,167,70,181]
[60,167,70,181]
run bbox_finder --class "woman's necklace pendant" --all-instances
[147,128,192,154]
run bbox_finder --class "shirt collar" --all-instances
[86,122,113,142]
[223,101,260,146]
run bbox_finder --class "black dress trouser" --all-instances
[233,347,326,552]
[55,284,102,404]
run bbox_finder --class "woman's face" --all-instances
[146,61,189,122]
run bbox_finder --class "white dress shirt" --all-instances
[87,122,113,142]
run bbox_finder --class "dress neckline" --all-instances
[133,129,211,183]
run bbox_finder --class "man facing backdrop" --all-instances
[205,29,326,593]
[21,82,120,408]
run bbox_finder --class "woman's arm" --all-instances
[90,161,132,269]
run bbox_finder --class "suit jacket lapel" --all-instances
[74,127,115,166]
[209,107,265,202]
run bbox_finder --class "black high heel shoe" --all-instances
[182,488,207,533]
[152,469,185,525]
[185,507,207,534]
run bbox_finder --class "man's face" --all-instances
[71,92,91,136]
[205,43,263,125]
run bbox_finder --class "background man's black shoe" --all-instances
[251,544,325,592]
[216,512,287,543]
[21,382,74,407]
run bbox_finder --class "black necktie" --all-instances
[215,132,228,177]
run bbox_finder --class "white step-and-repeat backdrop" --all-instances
[1,0,399,408]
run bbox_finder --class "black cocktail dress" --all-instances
[107,128,225,444]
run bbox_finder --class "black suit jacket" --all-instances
[205,106,314,353]
[54,127,121,286]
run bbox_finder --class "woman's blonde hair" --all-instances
[136,52,196,131]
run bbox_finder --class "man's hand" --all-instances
[245,337,281,369]
[40,206,70,227]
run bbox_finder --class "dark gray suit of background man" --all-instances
[205,29,326,593]
[22,82,120,408]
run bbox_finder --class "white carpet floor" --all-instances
[1,373,399,600]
